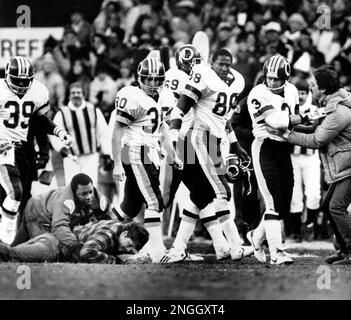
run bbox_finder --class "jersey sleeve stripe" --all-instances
[116,109,134,125]
[173,92,180,99]
[253,105,274,118]
[34,101,50,115]
[183,84,202,101]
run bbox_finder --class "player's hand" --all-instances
[58,130,73,147]
[172,152,183,170]
[231,142,249,162]
[0,141,12,155]
[302,109,326,123]
[113,162,125,182]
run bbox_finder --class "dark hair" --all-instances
[212,48,233,63]
[70,173,93,193]
[120,222,149,251]
[69,81,84,92]
[294,79,309,92]
[313,64,341,95]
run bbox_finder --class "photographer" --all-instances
[285,65,351,265]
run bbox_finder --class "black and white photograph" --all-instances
[0,0,350,308]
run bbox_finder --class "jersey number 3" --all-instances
[4,101,35,129]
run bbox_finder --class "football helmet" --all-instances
[175,44,203,75]
[262,54,291,93]
[137,58,165,96]
[5,56,34,95]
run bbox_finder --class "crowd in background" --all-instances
[30,0,351,242]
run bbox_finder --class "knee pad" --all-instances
[181,198,200,222]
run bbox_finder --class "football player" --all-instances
[0,56,72,244]
[111,57,178,263]
[246,54,317,265]
[167,49,251,262]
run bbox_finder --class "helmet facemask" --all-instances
[138,74,165,96]
[6,74,34,95]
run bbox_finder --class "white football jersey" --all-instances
[248,82,299,141]
[183,64,245,138]
[115,85,175,149]
[0,79,50,142]
[165,67,194,136]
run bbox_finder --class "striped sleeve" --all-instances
[182,65,206,103]
[115,91,139,126]
[78,220,118,264]
[248,93,276,123]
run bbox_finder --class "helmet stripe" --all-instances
[15,57,22,76]
[272,56,282,75]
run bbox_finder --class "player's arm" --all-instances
[226,120,248,161]
[111,91,136,181]
[51,207,82,261]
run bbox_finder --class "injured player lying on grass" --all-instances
[0,220,149,264]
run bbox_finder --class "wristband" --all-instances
[228,131,237,144]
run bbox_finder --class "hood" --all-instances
[319,88,351,114]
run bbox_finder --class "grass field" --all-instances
[0,239,350,300]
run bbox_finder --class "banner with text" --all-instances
[0,27,64,69]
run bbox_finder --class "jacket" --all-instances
[24,185,111,252]
[288,88,351,183]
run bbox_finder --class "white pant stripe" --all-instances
[191,128,226,198]
[251,138,278,216]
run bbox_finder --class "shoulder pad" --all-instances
[63,200,75,214]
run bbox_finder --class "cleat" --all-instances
[216,248,231,261]
[230,245,254,261]
[325,251,347,264]
[184,251,204,262]
[160,248,204,263]
[270,249,294,265]
[160,248,186,263]
[247,230,266,263]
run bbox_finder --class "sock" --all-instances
[306,208,319,226]
[214,199,242,249]
[143,209,165,259]
[172,206,199,252]
[253,218,265,245]
[264,218,282,260]
[200,202,230,253]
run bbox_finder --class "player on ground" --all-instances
[111,57,179,262]
[166,49,251,262]
[0,56,72,244]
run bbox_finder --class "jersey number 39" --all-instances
[3,101,35,129]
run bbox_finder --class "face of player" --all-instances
[69,87,84,107]
[212,55,232,80]
[266,76,284,92]
[76,183,94,206]
[309,77,324,103]
[142,76,164,95]
[298,90,308,105]
[118,231,138,254]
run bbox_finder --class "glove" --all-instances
[59,147,70,158]
[0,141,12,155]
[102,154,114,171]
[57,129,73,147]
[301,109,326,124]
